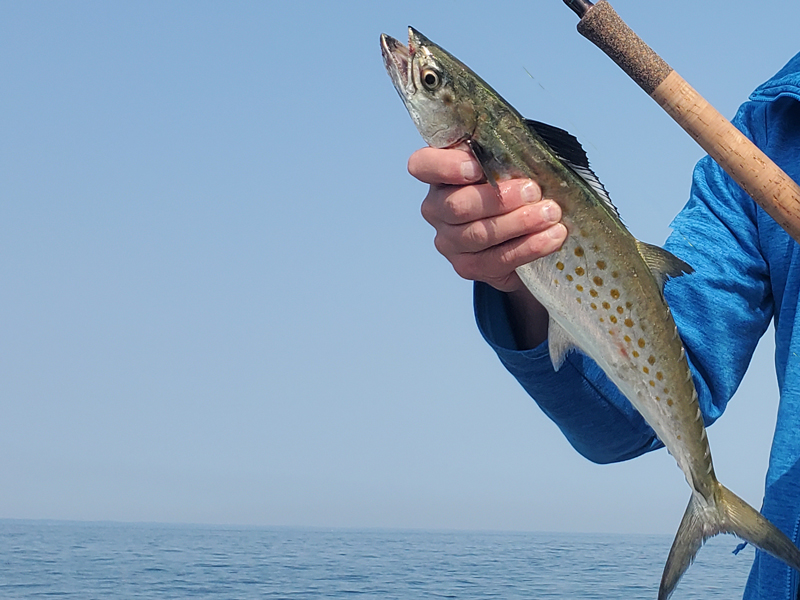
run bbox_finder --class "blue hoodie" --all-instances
[474,52,800,599]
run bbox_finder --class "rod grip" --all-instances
[577,0,671,94]
[576,0,800,243]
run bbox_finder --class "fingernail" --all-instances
[541,201,560,223]
[520,181,539,204]
[460,160,481,181]
[548,223,566,240]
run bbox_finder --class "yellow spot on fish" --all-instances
[676,434,681,440]
[556,262,565,271]
[643,366,649,374]
[602,302,610,310]
[649,380,655,387]
[610,289,620,300]
[626,302,633,309]
[554,279,560,285]
[624,318,634,328]
[566,275,574,282]
[574,247,584,257]
[624,335,631,343]
[633,351,640,358]
[590,303,597,310]
[599,317,604,322]
[667,399,674,406]
[590,289,598,298]
[616,306,624,314]
[576,285,584,292]
[596,261,606,270]
[656,372,664,381]
[608,330,615,336]
[575,266,585,276]
[656,396,661,401]
[663,387,670,394]
[612,271,619,278]
[576,298,582,304]
[648,355,656,365]
[593,276,604,286]
[638,338,646,348]
[610,316,618,324]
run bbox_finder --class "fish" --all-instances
[381,27,800,599]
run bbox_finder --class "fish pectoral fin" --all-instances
[659,483,800,600]
[466,139,499,190]
[635,241,694,292]
[547,318,580,372]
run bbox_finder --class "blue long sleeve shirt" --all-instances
[474,52,800,600]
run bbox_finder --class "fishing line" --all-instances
[522,66,600,155]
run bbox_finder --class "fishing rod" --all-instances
[562,0,800,244]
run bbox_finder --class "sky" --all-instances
[1,0,798,535]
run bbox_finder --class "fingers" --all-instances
[422,178,544,227]
[423,177,554,251]
[408,147,483,185]
[410,146,568,293]
[448,224,567,292]
[435,196,562,254]
[429,179,568,293]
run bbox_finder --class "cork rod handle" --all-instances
[572,0,800,244]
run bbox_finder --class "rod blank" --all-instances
[563,0,594,18]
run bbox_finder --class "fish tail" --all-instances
[658,482,800,600]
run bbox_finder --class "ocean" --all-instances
[0,520,755,599]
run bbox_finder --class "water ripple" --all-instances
[0,522,753,599]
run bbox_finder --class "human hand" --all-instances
[409,147,567,293]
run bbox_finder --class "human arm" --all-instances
[409,104,776,463]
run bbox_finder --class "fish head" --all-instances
[381,27,478,148]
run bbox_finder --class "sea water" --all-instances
[0,520,754,599]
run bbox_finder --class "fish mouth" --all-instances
[380,29,415,98]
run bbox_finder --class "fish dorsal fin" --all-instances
[548,317,580,372]
[525,119,620,220]
[636,240,694,290]
[525,119,588,167]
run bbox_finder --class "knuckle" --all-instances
[420,195,435,223]
[495,246,520,269]
[433,233,449,256]
[443,192,472,222]
[462,222,489,250]
[421,185,450,224]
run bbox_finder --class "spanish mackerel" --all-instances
[380,27,800,599]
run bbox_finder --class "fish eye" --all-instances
[421,69,441,90]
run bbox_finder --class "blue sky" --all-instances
[1,0,797,534]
